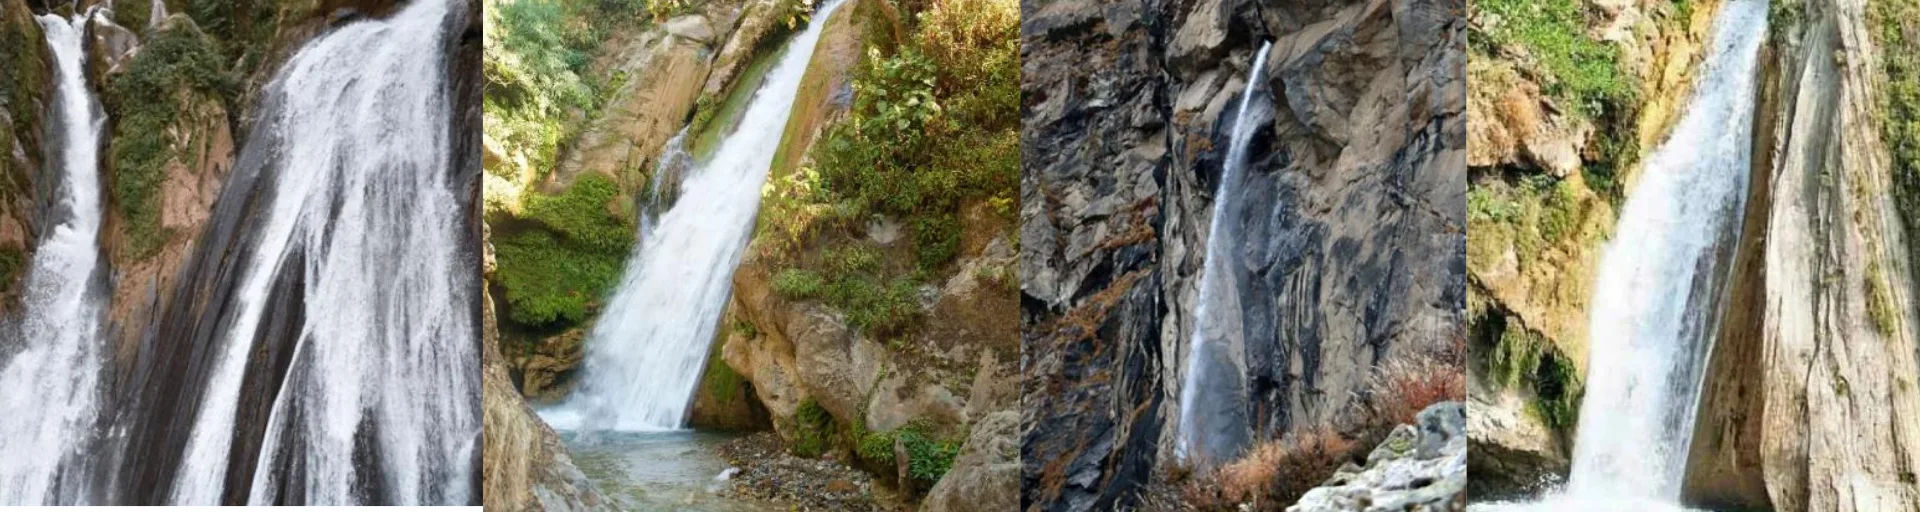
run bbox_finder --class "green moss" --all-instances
[791,398,834,457]
[0,247,22,293]
[104,22,234,260]
[1872,0,1920,284]
[700,339,745,405]
[1868,261,1898,336]
[492,174,635,327]
[1471,0,1637,119]
[1483,309,1583,431]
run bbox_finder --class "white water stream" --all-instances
[170,0,478,504]
[1473,0,1767,509]
[0,10,109,505]
[541,0,847,432]
[1177,41,1272,466]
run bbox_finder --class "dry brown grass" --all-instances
[1177,426,1356,511]
[1365,351,1468,428]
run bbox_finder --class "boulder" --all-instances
[1288,402,1467,511]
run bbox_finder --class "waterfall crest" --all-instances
[541,0,848,433]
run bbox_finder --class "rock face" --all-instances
[1019,0,1464,509]
[1289,401,1467,512]
[921,410,1020,512]
[1685,0,1920,510]
[483,280,612,512]
[0,0,51,313]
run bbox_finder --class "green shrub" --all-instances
[791,398,834,457]
[772,268,826,298]
[857,427,897,465]
[897,423,962,483]
[492,174,634,327]
[104,23,233,259]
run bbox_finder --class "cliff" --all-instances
[1019,0,1465,509]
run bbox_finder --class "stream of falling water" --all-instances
[0,10,109,505]
[1177,41,1272,466]
[1472,0,1766,509]
[168,0,478,504]
[540,0,846,433]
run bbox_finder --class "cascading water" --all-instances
[1472,1,1766,509]
[0,10,109,505]
[541,0,847,432]
[166,0,479,504]
[1177,40,1271,466]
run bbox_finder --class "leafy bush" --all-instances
[104,23,234,259]
[484,0,641,183]
[768,243,920,335]
[492,174,634,327]
[898,424,962,483]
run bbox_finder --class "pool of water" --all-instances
[559,430,769,511]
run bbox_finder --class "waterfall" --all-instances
[0,10,109,505]
[540,0,847,433]
[1568,0,1764,499]
[1177,40,1272,466]
[165,0,479,504]
[1472,1,1766,509]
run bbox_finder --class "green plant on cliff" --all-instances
[104,23,234,259]
[484,0,651,184]
[493,174,634,327]
[769,243,920,335]
[1485,316,1583,430]
[791,397,834,457]
[1873,0,1920,282]
[1471,0,1635,119]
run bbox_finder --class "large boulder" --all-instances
[1288,402,1467,511]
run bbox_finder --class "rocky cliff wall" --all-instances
[1686,0,1920,509]
[1019,0,1464,509]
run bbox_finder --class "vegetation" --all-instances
[852,419,963,486]
[483,0,652,185]
[103,22,235,259]
[1178,426,1356,512]
[492,174,634,327]
[701,333,747,404]
[791,397,834,457]
[1467,172,1597,275]
[760,0,1018,335]
[1872,0,1920,285]
[1470,0,1635,119]
[1477,303,1583,431]
[770,243,920,335]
